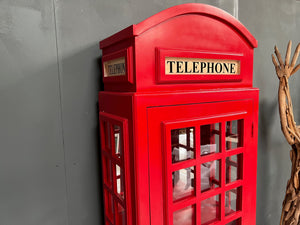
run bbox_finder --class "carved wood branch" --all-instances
[272,41,300,225]
[272,41,300,145]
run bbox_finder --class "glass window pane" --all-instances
[105,220,113,225]
[114,125,122,158]
[104,189,114,222]
[225,187,241,216]
[171,127,195,163]
[226,218,241,225]
[201,159,220,192]
[226,120,243,150]
[115,201,126,225]
[173,167,195,201]
[102,156,112,188]
[173,205,195,225]
[200,123,220,156]
[102,121,111,150]
[115,164,125,200]
[201,195,220,224]
[226,154,242,184]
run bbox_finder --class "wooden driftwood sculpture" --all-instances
[272,41,300,225]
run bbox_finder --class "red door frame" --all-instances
[146,98,256,225]
[99,112,132,225]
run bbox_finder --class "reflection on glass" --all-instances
[104,189,114,222]
[226,154,242,184]
[201,195,220,224]
[226,218,241,225]
[225,187,241,216]
[115,164,124,199]
[226,120,243,150]
[116,201,126,225]
[201,123,220,156]
[173,167,195,201]
[201,159,220,192]
[114,125,122,158]
[173,205,195,225]
[171,128,195,163]
[104,121,111,149]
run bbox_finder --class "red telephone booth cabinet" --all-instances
[99,3,259,225]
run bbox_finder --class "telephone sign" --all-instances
[165,58,240,75]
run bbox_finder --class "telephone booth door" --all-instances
[147,99,256,225]
[99,112,132,225]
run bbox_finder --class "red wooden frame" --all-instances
[99,112,132,225]
[99,88,259,225]
[162,112,246,225]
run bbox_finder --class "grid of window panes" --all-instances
[170,119,243,225]
[101,120,126,225]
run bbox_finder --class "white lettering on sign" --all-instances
[165,57,240,75]
[104,57,126,77]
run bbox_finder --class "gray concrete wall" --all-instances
[0,0,299,224]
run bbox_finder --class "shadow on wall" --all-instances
[257,98,291,224]
[259,99,278,148]
[98,55,105,225]
[50,46,105,225]
[48,44,105,225]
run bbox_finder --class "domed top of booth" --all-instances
[100,3,257,92]
[100,4,257,48]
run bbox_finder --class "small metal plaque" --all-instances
[165,57,240,75]
[103,57,126,77]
